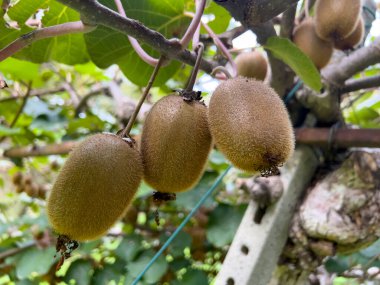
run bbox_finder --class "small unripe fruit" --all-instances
[25,183,39,197]
[47,133,143,241]
[293,18,333,69]
[315,0,361,41]
[235,51,268,81]
[12,172,23,185]
[334,17,364,50]
[208,77,294,174]
[141,95,212,193]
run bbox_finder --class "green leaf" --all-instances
[264,37,322,91]
[64,259,93,285]
[127,250,168,284]
[160,231,192,258]
[0,125,24,136]
[206,204,246,247]
[15,246,56,279]
[15,1,89,64]
[115,234,144,262]
[174,269,208,285]
[0,57,40,81]
[7,0,50,26]
[360,238,380,258]
[91,264,122,285]
[203,1,231,34]
[324,257,350,274]
[84,0,191,86]
[176,171,219,210]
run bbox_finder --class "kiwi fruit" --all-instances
[141,94,212,193]
[12,172,23,185]
[25,183,39,197]
[235,51,268,81]
[47,133,143,241]
[293,18,333,69]
[315,0,361,41]
[334,17,364,50]
[208,77,294,174]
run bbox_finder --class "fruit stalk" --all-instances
[119,56,166,138]
[185,43,204,92]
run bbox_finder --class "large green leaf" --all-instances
[84,0,191,86]
[126,250,168,284]
[264,37,322,91]
[64,259,93,285]
[15,246,56,279]
[1,0,89,64]
[203,1,231,34]
[16,1,89,64]
[7,0,49,26]
[176,171,219,210]
[0,57,39,81]
[206,204,246,247]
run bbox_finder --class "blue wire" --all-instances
[284,80,303,105]
[131,165,232,285]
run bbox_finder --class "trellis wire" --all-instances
[131,165,232,285]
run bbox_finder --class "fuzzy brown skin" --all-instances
[141,95,212,193]
[47,133,143,241]
[235,51,268,81]
[208,77,295,173]
[334,17,364,50]
[315,0,361,41]
[293,18,333,69]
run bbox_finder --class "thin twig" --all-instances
[192,0,201,50]
[185,43,204,92]
[211,66,232,79]
[0,21,96,62]
[119,56,166,138]
[340,74,380,93]
[0,86,66,103]
[49,64,80,106]
[114,0,158,66]
[184,12,237,77]
[304,0,310,19]
[180,0,206,47]
[0,82,32,143]
[0,241,35,261]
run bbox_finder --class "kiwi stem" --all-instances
[114,0,159,66]
[119,56,166,138]
[180,0,206,48]
[185,43,204,92]
[211,66,232,79]
[304,0,310,19]
[184,11,237,77]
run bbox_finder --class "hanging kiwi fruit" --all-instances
[208,77,295,176]
[314,0,362,41]
[235,50,268,81]
[141,44,212,198]
[292,18,333,69]
[334,17,364,50]
[47,133,143,242]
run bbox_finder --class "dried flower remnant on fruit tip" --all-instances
[153,191,176,225]
[54,235,79,271]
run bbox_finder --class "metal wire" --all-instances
[131,165,232,285]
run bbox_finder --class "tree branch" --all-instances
[0,86,66,103]
[280,4,297,39]
[56,0,218,73]
[0,21,96,62]
[214,0,299,25]
[5,128,380,158]
[322,37,380,86]
[295,128,380,148]
[340,74,380,93]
